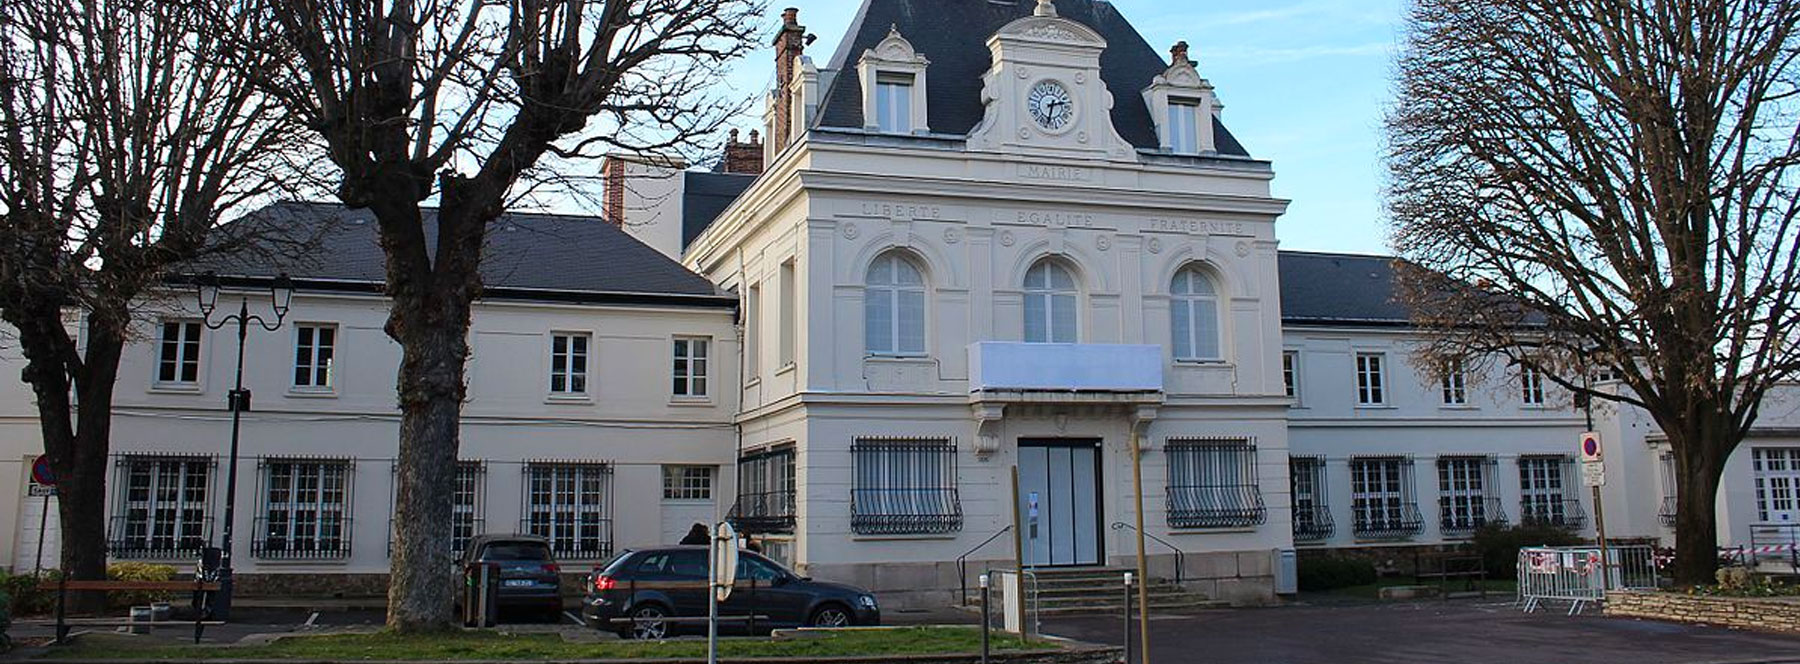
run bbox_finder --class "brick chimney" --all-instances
[719,128,765,175]
[603,157,627,226]
[771,7,808,149]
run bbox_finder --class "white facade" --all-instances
[0,288,739,590]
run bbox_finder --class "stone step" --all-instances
[1033,597,1231,616]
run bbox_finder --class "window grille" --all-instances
[851,438,962,535]
[1349,456,1423,539]
[385,461,484,557]
[521,461,614,560]
[663,465,715,501]
[109,456,213,559]
[1754,448,1800,523]
[1290,456,1333,542]
[1436,456,1505,538]
[1165,439,1265,529]
[1519,456,1586,530]
[254,459,353,559]
[730,447,796,534]
[1658,452,1678,528]
[1355,354,1386,405]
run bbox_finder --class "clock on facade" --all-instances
[1027,80,1074,131]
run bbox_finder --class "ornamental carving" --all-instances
[1000,231,1017,247]
[1096,235,1112,252]
[1021,24,1080,41]
[843,222,860,240]
[944,227,962,245]
[1147,238,1163,254]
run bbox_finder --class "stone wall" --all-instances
[1606,591,1800,633]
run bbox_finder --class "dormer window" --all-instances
[859,27,930,135]
[1144,41,1221,156]
[1168,99,1203,155]
[875,73,915,134]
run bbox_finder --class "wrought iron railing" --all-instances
[1112,522,1186,585]
[851,488,963,535]
[1519,498,1587,532]
[1352,503,1425,540]
[519,517,614,561]
[728,490,796,535]
[107,515,213,560]
[1659,496,1678,528]
[957,526,1013,607]
[252,516,353,560]
[1438,497,1509,538]
[1293,504,1335,542]
[1166,484,1268,529]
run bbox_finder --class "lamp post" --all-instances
[196,271,293,621]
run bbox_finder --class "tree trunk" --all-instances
[1667,415,1735,586]
[385,299,472,632]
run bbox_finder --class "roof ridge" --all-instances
[1278,249,1397,260]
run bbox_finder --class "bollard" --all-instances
[980,573,991,664]
[1123,572,1134,664]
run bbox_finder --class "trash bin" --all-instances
[462,563,500,628]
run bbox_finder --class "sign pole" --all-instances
[30,455,57,577]
[1580,432,1611,592]
[32,493,49,576]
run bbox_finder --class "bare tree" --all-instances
[250,0,759,630]
[0,0,307,602]
[1386,0,1800,584]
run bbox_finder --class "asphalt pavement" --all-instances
[1042,598,1800,664]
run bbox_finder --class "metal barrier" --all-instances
[1741,524,1800,574]
[1517,545,1658,615]
[992,568,1040,641]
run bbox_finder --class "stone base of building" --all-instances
[1606,590,1800,633]
[232,572,389,598]
[804,550,1277,611]
[1298,544,1476,578]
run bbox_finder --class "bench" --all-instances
[1413,553,1489,599]
[37,578,221,644]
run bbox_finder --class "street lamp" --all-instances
[196,271,293,621]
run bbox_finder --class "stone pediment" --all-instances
[865,26,928,66]
[995,16,1106,48]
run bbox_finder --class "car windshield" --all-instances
[481,542,552,561]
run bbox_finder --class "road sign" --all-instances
[712,521,738,603]
[1580,432,1603,462]
[1582,460,1606,487]
[30,455,56,487]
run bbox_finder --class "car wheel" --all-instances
[807,605,853,629]
[627,604,671,640]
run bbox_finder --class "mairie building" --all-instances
[0,0,1793,607]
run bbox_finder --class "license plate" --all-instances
[503,580,535,588]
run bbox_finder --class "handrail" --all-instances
[956,525,1014,607]
[1111,522,1184,586]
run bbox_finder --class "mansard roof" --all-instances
[1277,250,1411,326]
[189,202,735,308]
[813,0,1250,156]
[683,172,757,251]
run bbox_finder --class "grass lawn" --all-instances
[1325,578,1518,600]
[46,627,1043,661]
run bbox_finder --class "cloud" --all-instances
[1205,42,1393,65]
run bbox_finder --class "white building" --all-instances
[0,204,742,594]
[1,0,1796,609]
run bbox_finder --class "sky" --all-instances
[719,0,1407,255]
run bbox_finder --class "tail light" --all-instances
[545,563,561,575]
[592,574,617,592]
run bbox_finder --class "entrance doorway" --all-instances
[1017,439,1102,567]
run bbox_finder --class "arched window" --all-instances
[1171,266,1222,360]
[865,253,927,356]
[1023,260,1078,343]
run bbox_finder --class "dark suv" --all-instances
[582,546,880,639]
[460,534,564,619]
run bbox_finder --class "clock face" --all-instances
[1027,80,1074,131]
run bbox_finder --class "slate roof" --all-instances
[190,202,734,307]
[1277,251,1411,326]
[682,172,757,251]
[813,0,1250,156]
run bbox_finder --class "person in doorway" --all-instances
[679,523,709,545]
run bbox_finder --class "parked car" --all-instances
[582,546,880,639]
[460,534,564,619]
